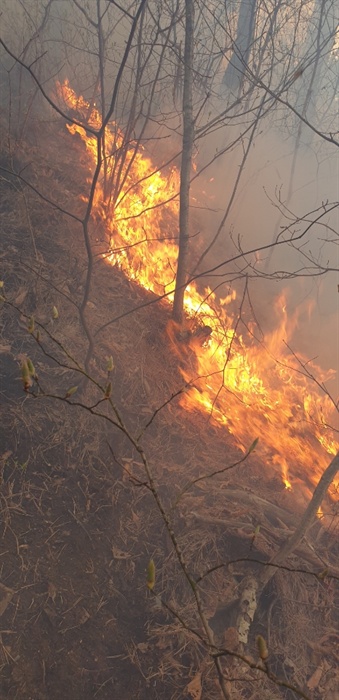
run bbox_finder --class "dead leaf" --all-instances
[0,583,14,617]
[142,377,151,395]
[77,607,90,625]
[48,581,57,603]
[186,672,202,700]
[42,604,59,626]
[14,288,28,306]
[155,637,171,650]
[223,627,239,651]
[307,664,324,690]
[0,344,11,354]
[111,546,131,559]
[0,450,12,464]
[132,511,140,525]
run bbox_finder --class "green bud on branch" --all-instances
[147,559,155,590]
[65,386,78,398]
[317,568,328,580]
[257,635,268,660]
[106,355,114,373]
[26,358,36,378]
[21,360,32,392]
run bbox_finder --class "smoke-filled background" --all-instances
[1,0,338,391]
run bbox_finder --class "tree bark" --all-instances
[231,451,339,647]
[222,0,257,95]
[259,450,339,589]
[172,0,194,324]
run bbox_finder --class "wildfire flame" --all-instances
[57,81,338,501]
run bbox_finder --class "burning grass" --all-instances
[0,109,338,700]
[56,80,339,502]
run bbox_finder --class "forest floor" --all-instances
[0,112,338,700]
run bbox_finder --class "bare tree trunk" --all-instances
[234,451,339,648]
[172,0,194,324]
[222,0,257,95]
[260,450,339,588]
[96,0,108,200]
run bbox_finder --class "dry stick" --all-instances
[37,392,230,695]
[20,186,39,261]
[0,167,82,223]
[233,451,339,650]
[283,340,339,415]
[252,70,339,147]
[108,7,148,206]
[96,0,109,201]
[95,201,338,336]
[212,647,313,700]
[260,450,339,589]
[192,95,266,275]
[22,314,230,698]
[114,103,264,219]
[172,0,195,324]
[0,39,97,136]
[80,0,148,374]
[111,13,176,212]
[196,452,339,659]
[0,173,39,261]
[196,558,339,586]
[1,2,147,378]
[209,277,248,419]
[172,443,257,509]
[126,443,231,699]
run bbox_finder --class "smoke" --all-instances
[191,109,338,397]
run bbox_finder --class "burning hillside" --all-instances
[57,80,338,504]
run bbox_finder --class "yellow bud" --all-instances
[106,355,114,372]
[257,635,268,660]
[65,386,78,398]
[27,316,35,333]
[52,306,59,319]
[26,358,36,377]
[318,568,328,580]
[21,360,32,391]
[147,559,155,590]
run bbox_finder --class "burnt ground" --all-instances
[0,113,339,700]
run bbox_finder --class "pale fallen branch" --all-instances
[260,451,339,589]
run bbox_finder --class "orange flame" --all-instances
[57,81,338,499]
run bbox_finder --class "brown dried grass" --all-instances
[0,111,338,700]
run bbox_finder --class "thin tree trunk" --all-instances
[234,451,339,647]
[260,450,339,588]
[223,0,257,94]
[97,0,108,200]
[172,0,194,324]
